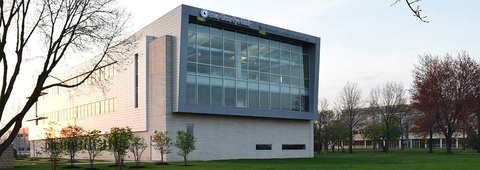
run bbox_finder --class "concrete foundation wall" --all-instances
[0,145,14,169]
[166,114,314,161]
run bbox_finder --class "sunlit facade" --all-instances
[28,5,320,161]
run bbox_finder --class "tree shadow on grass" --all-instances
[83,168,101,170]
[155,162,170,165]
[129,165,147,169]
[62,165,82,169]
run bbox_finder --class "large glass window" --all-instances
[224,79,236,106]
[186,23,310,112]
[211,37,223,66]
[259,83,269,109]
[271,86,281,110]
[186,75,197,104]
[259,46,270,73]
[197,34,210,64]
[270,49,280,74]
[248,82,259,108]
[237,81,247,107]
[188,32,197,62]
[187,83,197,104]
[224,39,236,68]
[198,76,210,105]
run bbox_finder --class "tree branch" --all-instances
[392,0,429,23]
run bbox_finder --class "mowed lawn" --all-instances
[14,149,480,170]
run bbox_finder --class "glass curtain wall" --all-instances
[186,22,310,112]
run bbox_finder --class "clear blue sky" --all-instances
[119,0,480,106]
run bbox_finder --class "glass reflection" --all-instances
[186,23,310,112]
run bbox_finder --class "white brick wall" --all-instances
[165,114,314,161]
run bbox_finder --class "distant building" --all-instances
[11,128,29,155]
[27,5,321,161]
[344,110,467,149]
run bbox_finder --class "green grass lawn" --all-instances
[14,148,480,170]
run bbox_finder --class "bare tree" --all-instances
[392,0,429,23]
[336,82,366,154]
[369,81,406,153]
[0,0,135,156]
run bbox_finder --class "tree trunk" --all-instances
[462,129,466,150]
[119,159,124,170]
[70,152,74,166]
[445,127,454,154]
[378,140,385,152]
[183,155,187,166]
[51,158,55,170]
[317,142,322,154]
[429,130,433,153]
[348,130,353,154]
[446,137,452,154]
[324,142,328,152]
[385,125,389,153]
[446,135,452,154]
[477,116,480,153]
[90,157,94,169]
[160,152,164,163]
[401,135,404,151]
[114,152,119,166]
[136,157,140,166]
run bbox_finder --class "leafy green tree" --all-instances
[60,125,85,168]
[363,124,384,150]
[174,131,196,166]
[323,120,349,152]
[84,129,105,170]
[42,122,63,170]
[152,131,172,163]
[129,136,147,167]
[363,123,401,151]
[106,127,133,170]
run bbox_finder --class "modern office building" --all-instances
[28,5,320,161]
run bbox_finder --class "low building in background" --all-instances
[15,128,30,156]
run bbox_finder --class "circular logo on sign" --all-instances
[200,9,209,18]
